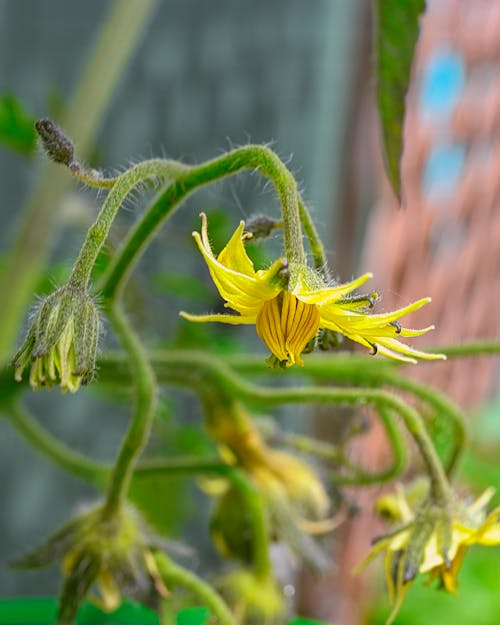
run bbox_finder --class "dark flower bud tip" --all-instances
[35,118,75,166]
[244,214,282,239]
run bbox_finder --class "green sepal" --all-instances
[10,516,82,569]
[58,552,102,625]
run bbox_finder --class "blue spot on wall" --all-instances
[420,49,465,115]
[422,143,466,199]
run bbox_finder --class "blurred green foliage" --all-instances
[0,94,37,156]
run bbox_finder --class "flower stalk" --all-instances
[0,0,159,358]
[101,304,157,519]
[98,145,308,301]
[68,159,188,292]
[154,552,235,625]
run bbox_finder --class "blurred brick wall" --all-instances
[365,0,500,409]
[307,3,500,624]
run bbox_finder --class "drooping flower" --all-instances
[11,503,172,625]
[356,482,500,624]
[12,285,99,393]
[180,214,445,367]
[203,399,333,571]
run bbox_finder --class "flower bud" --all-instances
[35,118,75,166]
[12,285,100,393]
[244,214,281,239]
[210,485,255,565]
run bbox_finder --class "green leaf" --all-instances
[374,0,426,201]
[77,600,158,625]
[176,606,210,625]
[0,94,37,155]
[0,598,58,625]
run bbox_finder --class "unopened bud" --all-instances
[244,214,281,239]
[12,285,100,393]
[35,118,75,166]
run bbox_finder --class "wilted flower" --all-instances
[12,503,170,625]
[204,400,332,570]
[180,214,445,367]
[12,285,99,393]
[216,569,285,625]
[357,481,500,623]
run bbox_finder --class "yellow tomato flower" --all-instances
[357,484,500,624]
[180,214,445,366]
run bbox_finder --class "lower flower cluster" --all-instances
[357,480,500,623]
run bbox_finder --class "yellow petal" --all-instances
[217,219,256,276]
[179,311,257,325]
[297,273,373,305]
[256,292,320,367]
[469,487,496,515]
[192,215,285,316]
[354,297,432,326]
[193,231,277,315]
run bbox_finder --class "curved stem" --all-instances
[101,304,157,518]
[154,552,235,625]
[376,372,466,478]
[0,0,158,357]
[225,469,271,579]
[273,406,406,486]
[69,159,188,290]
[98,350,451,504]
[135,457,229,478]
[70,165,118,189]
[298,199,328,273]
[98,145,306,301]
[222,353,466,475]
[331,406,407,486]
[2,401,108,488]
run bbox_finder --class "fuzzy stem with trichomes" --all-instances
[224,352,466,476]
[98,349,452,505]
[100,304,157,519]
[0,0,158,357]
[154,552,235,625]
[68,159,188,291]
[298,199,329,273]
[98,145,306,301]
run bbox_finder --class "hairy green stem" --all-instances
[102,305,157,518]
[437,341,500,358]
[70,167,118,189]
[0,0,158,357]
[226,469,271,579]
[98,350,451,503]
[223,353,466,475]
[298,199,328,272]
[69,159,188,290]
[376,371,466,477]
[98,145,306,301]
[154,552,235,625]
